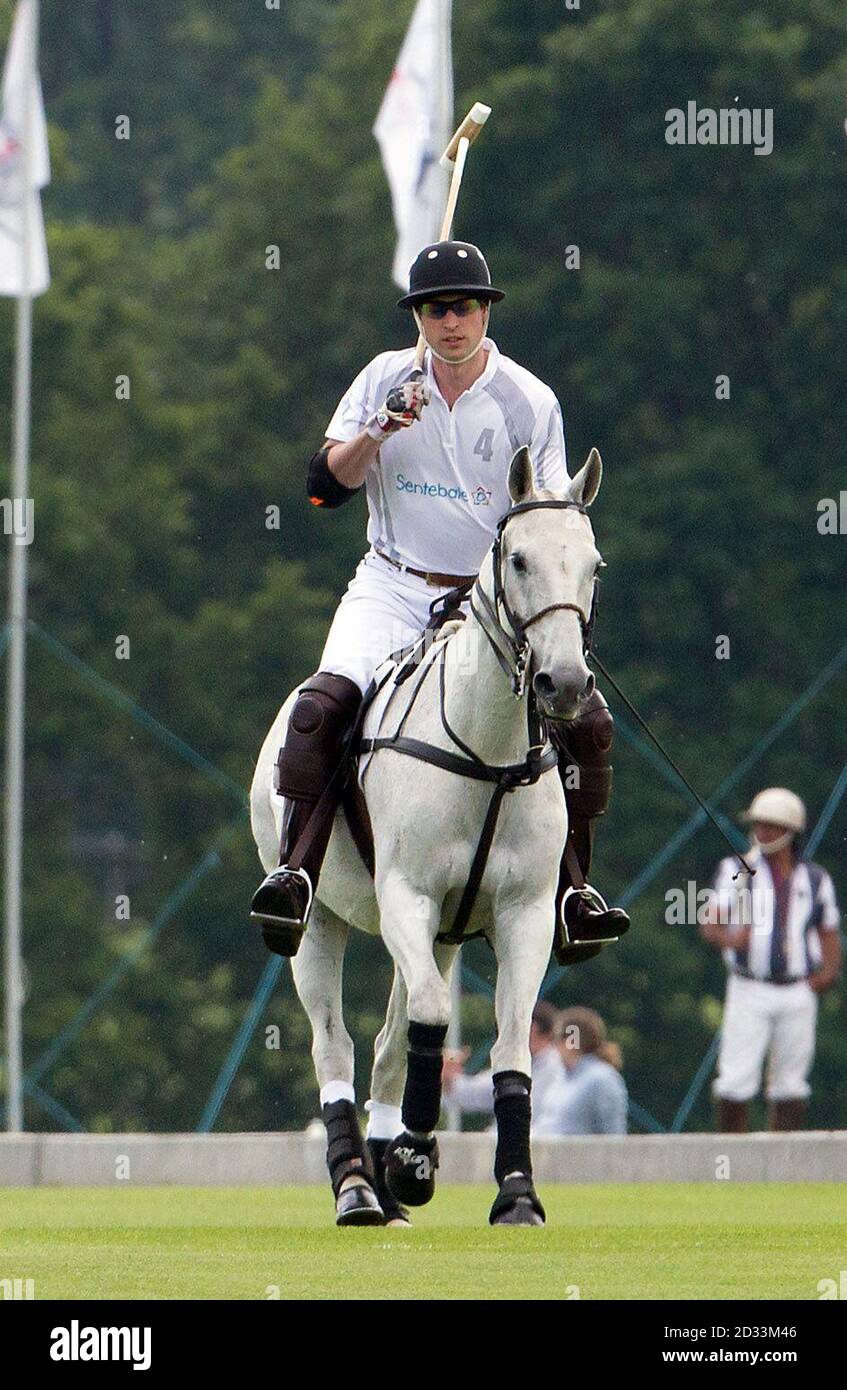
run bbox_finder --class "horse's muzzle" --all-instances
[533,668,594,718]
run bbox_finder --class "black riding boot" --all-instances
[551,689,630,965]
[250,671,361,956]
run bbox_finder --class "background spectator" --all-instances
[533,1006,628,1135]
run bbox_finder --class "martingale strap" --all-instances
[360,646,558,945]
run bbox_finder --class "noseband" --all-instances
[470,498,600,697]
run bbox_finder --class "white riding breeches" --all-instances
[712,974,818,1102]
[318,548,468,693]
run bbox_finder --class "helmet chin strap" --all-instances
[751,829,795,855]
[413,305,490,366]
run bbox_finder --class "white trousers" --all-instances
[276,551,469,863]
[712,974,818,1102]
[318,549,467,692]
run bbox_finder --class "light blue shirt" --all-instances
[446,1044,565,1118]
[533,1053,628,1135]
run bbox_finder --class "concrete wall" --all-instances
[1,1131,846,1186]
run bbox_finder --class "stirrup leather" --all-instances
[560,882,622,946]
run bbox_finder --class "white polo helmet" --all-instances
[741,787,806,834]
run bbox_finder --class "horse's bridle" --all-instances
[469,498,601,698]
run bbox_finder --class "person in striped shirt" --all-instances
[701,787,841,1132]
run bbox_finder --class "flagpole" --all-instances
[438,0,453,211]
[435,0,464,1132]
[4,0,38,1133]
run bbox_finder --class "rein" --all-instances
[586,648,756,879]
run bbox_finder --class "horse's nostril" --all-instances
[584,672,595,699]
[533,671,556,698]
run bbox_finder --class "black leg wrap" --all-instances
[322,1099,377,1198]
[493,1071,533,1185]
[489,1173,546,1226]
[401,1020,448,1134]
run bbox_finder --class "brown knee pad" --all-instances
[552,689,614,883]
[274,671,362,876]
[555,688,614,820]
[275,672,362,802]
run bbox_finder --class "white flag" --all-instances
[373,0,451,290]
[0,0,50,298]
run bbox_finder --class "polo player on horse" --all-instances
[250,240,630,964]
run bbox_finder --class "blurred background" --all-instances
[1,0,845,1134]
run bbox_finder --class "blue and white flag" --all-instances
[373,0,451,290]
[0,0,50,298]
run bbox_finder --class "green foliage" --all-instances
[1,0,845,1133]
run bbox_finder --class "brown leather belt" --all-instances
[374,547,475,589]
[733,969,807,986]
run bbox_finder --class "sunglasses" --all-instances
[418,297,487,319]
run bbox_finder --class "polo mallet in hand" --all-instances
[411,102,491,375]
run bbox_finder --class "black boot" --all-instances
[251,867,313,957]
[551,689,630,965]
[250,671,361,956]
[717,1099,749,1133]
[768,1098,807,1132]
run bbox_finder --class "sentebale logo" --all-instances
[50,1321,151,1372]
[395,472,468,501]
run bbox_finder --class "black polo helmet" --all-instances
[397,240,506,309]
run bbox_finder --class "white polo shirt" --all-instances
[711,847,840,981]
[324,338,569,575]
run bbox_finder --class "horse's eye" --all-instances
[511,553,527,574]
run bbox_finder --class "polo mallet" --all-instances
[411,102,491,374]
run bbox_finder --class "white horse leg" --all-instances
[290,900,382,1224]
[368,942,457,1126]
[368,965,408,1132]
[376,878,452,1207]
[290,899,354,1091]
[364,964,410,1225]
[365,944,457,1224]
[377,877,451,1029]
[487,904,553,1226]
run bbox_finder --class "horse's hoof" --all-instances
[489,1174,546,1227]
[491,1196,545,1227]
[366,1137,412,1225]
[335,1181,384,1227]
[385,1132,439,1207]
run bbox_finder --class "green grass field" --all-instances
[1,1184,844,1300]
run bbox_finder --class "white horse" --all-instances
[250,445,605,1226]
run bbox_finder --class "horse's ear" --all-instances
[508,446,535,504]
[567,447,602,508]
